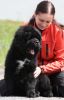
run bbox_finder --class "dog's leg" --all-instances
[38,74,53,97]
[25,76,40,97]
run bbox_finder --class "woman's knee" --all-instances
[53,71,64,97]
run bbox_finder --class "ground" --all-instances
[0,68,64,100]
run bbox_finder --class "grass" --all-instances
[0,20,24,67]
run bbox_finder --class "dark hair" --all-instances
[28,0,55,26]
[35,1,55,15]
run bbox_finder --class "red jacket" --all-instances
[38,23,64,75]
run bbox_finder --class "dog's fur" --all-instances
[1,26,53,97]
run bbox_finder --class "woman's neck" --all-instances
[34,22,43,33]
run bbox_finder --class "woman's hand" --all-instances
[33,66,41,78]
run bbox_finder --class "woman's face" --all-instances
[34,13,54,30]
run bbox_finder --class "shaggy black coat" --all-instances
[3,26,53,97]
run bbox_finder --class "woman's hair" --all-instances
[28,0,55,26]
[35,0,55,15]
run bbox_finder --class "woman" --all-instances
[28,0,64,97]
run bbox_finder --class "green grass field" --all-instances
[0,20,22,67]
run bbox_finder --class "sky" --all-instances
[0,0,64,24]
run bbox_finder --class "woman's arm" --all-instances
[40,29,64,75]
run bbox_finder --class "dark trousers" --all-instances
[49,71,64,97]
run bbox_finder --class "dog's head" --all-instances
[26,38,41,59]
[22,26,41,59]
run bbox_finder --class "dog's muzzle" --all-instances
[26,38,41,56]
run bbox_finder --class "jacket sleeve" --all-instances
[40,28,64,75]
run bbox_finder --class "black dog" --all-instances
[0,26,53,97]
[14,35,41,97]
[3,26,41,96]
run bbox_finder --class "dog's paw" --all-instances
[27,90,40,98]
